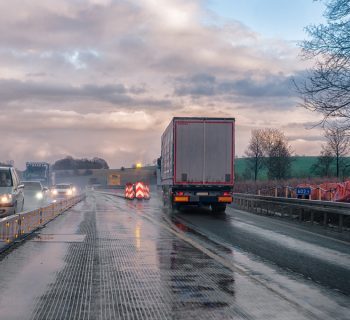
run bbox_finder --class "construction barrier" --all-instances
[144,184,150,200]
[124,182,150,200]
[125,183,135,200]
[0,215,20,244]
[135,181,145,200]
[0,193,85,251]
[18,209,41,235]
[295,181,350,202]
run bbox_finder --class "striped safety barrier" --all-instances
[125,183,135,200]
[144,184,150,200]
[135,181,144,200]
[124,182,150,200]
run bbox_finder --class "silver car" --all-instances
[0,167,24,217]
[50,183,76,199]
[22,181,48,209]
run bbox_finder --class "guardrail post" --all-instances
[339,214,343,233]
[274,188,278,198]
[258,190,261,196]
[284,187,288,198]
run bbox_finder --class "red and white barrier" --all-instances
[124,182,150,200]
[135,181,144,200]
[144,184,150,200]
[125,183,135,200]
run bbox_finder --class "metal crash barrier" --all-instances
[232,193,350,232]
[0,193,85,250]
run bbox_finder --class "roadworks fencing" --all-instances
[0,194,85,252]
[252,181,350,202]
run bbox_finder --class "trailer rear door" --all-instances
[174,119,234,185]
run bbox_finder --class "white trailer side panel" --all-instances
[160,120,174,185]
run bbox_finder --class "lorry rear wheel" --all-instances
[211,204,226,213]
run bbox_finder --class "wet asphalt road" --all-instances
[173,204,350,295]
[0,191,348,320]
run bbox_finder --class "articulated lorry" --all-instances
[161,117,235,213]
[23,162,51,187]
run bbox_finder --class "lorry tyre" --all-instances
[211,204,226,213]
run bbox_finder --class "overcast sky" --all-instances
[0,0,327,169]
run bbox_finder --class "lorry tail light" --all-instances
[223,191,231,196]
[175,191,184,196]
[218,196,232,203]
[174,196,189,202]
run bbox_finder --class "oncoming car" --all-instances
[50,184,76,199]
[22,181,48,208]
[0,167,24,217]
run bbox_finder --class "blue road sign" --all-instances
[296,187,311,196]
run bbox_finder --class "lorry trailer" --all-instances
[161,117,235,213]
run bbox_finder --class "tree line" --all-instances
[52,156,109,170]
[245,128,293,181]
[244,123,350,181]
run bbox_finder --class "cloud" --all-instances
[0,0,321,168]
[174,72,295,100]
[0,79,131,104]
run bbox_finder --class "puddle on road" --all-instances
[157,232,236,316]
[30,234,86,243]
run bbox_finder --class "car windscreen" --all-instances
[55,185,71,189]
[0,169,13,187]
[23,182,42,190]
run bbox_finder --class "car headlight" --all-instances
[66,190,73,196]
[0,194,12,204]
[51,189,58,195]
[36,192,43,199]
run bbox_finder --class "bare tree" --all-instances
[324,122,350,177]
[245,129,265,181]
[295,0,350,126]
[311,146,334,177]
[245,128,293,180]
[262,129,293,180]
